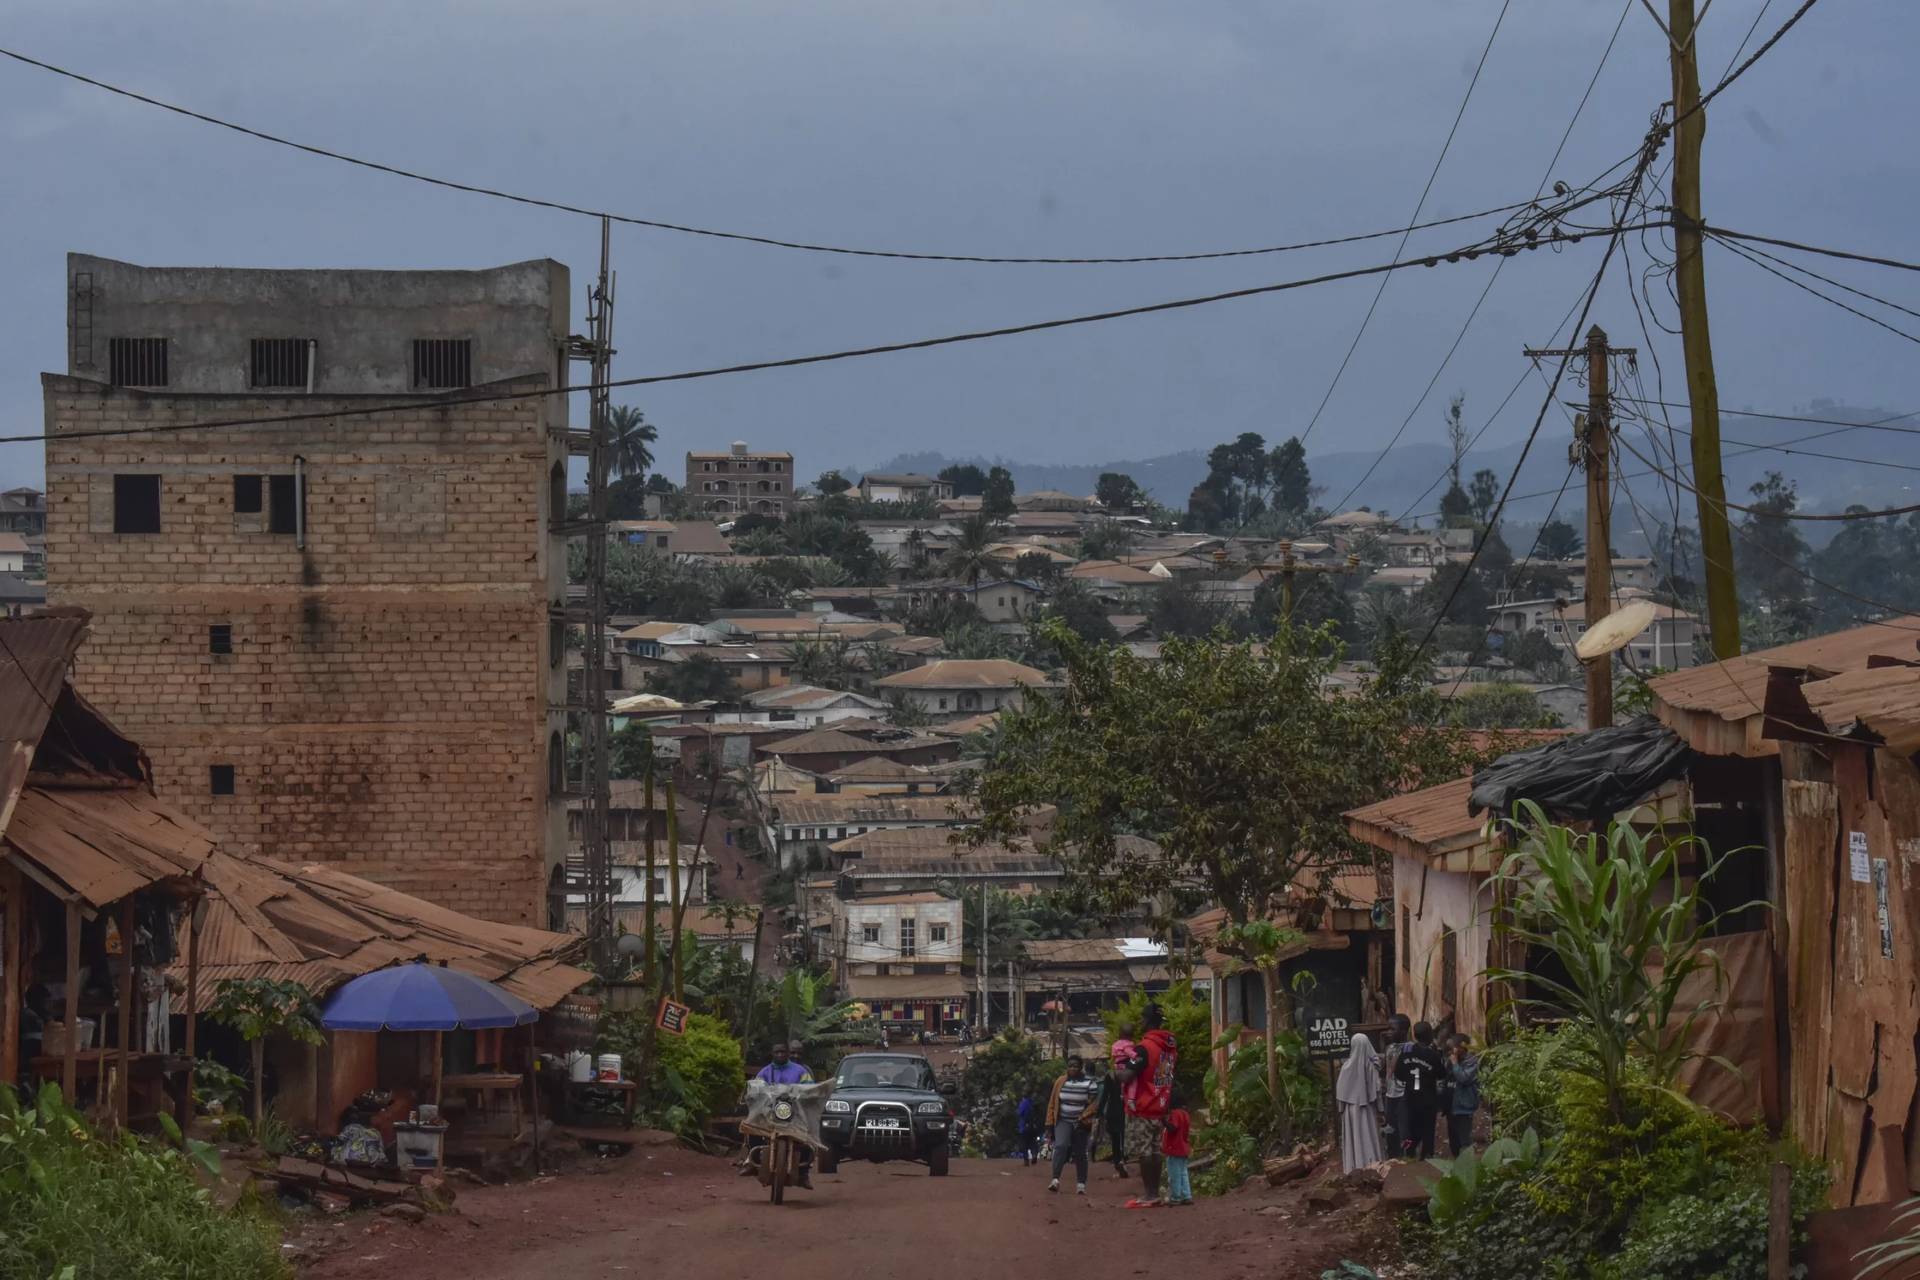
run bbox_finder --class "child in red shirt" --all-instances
[1161,1101,1193,1206]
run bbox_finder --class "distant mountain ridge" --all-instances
[852,401,1914,546]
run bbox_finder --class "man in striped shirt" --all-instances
[1045,1055,1099,1194]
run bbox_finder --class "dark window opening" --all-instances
[1400,906,1411,973]
[249,338,312,388]
[1440,928,1458,1012]
[112,474,161,534]
[209,764,236,796]
[267,474,298,535]
[549,619,565,670]
[412,338,472,389]
[233,474,263,514]
[208,623,232,655]
[548,730,565,796]
[108,337,168,387]
[549,462,567,531]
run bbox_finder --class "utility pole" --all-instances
[568,218,618,971]
[1255,541,1361,620]
[1664,0,1741,657]
[977,886,989,1033]
[1525,327,1634,730]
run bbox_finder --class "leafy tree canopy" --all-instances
[939,463,988,496]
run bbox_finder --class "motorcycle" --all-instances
[741,1079,834,1205]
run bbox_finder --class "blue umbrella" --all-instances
[320,962,539,1032]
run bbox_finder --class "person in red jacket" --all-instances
[1160,1098,1193,1206]
[1122,1003,1178,1208]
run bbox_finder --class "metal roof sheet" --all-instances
[6,785,215,907]
[874,659,1049,690]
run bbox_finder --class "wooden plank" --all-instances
[62,900,79,1103]
[1783,779,1839,1156]
[1858,1124,1908,1208]
[1,864,19,1089]
[1829,1091,1868,1208]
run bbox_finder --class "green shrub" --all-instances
[1201,1029,1321,1160]
[0,1084,287,1280]
[957,1029,1059,1156]
[1418,1024,1829,1280]
[596,1009,746,1138]
[1193,1117,1261,1196]
[1100,979,1212,1105]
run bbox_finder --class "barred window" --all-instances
[109,338,168,387]
[412,338,472,389]
[250,338,312,388]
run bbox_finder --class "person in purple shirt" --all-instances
[755,1040,814,1085]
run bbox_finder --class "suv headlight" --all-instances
[916,1101,946,1114]
[824,1099,851,1113]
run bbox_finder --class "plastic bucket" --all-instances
[596,1053,623,1082]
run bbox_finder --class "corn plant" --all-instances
[1857,1200,1920,1279]
[1484,800,1757,1126]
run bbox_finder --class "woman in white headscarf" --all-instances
[1336,1032,1386,1172]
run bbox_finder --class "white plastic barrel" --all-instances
[567,1051,593,1083]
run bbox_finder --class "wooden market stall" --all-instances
[0,611,213,1127]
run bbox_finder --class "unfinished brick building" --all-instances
[43,254,573,925]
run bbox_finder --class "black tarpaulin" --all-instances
[1469,716,1693,825]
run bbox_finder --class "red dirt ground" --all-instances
[295,1144,1395,1280]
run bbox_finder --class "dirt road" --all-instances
[299,1146,1385,1280]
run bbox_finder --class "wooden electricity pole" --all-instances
[1525,327,1634,730]
[1256,541,1361,620]
[1665,0,1741,657]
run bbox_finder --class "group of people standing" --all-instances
[1335,1015,1481,1173]
[1015,1003,1189,1208]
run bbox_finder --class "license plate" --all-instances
[863,1118,903,1129]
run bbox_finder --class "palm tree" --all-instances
[608,405,658,479]
[941,513,1007,588]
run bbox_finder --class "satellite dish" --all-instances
[1575,599,1657,661]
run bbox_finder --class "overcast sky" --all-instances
[2,0,1915,494]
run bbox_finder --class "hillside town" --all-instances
[2,4,1918,1280]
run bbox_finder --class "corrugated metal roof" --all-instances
[875,659,1050,690]
[1651,617,1920,730]
[185,851,589,1011]
[0,612,89,833]
[1345,777,1483,853]
[6,786,215,907]
[842,973,970,1000]
[776,794,974,826]
[1797,664,1920,751]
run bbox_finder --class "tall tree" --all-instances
[973,622,1475,1111]
[608,406,658,480]
[941,512,1006,587]
[1095,472,1146,511]
[1270,437,1312,515]
[1467,468,1500,526]
[982,466,1017,519]
[814,470,853,496]
[939,463,989,496]
[1438,395,1473,525]
[1736,471,1812,639]
[1536,518,1584,561]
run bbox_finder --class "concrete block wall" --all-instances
[43,374,566,925]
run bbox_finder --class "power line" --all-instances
[1327,0,1634,513]
[9,222,1642,447]
[1703,225,1920,276]
[1712,235,1920,346]
[0,44,1546,268]
[1615,432,1920,521]
[1719,237,1920,322]
[1412,156,1650,659]
[1612,396,1920,436]
[1296,0,1515,443]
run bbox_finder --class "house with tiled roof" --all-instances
[874,658,1051,721]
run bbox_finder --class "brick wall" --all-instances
[43,374,566,925]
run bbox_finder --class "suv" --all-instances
[817,1052,955,1176]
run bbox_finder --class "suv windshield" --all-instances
[835,1056,935,1091]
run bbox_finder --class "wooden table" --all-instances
[440,1072,525,1134]
[30,1051,189,1122]
[561,1077,638,1128]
